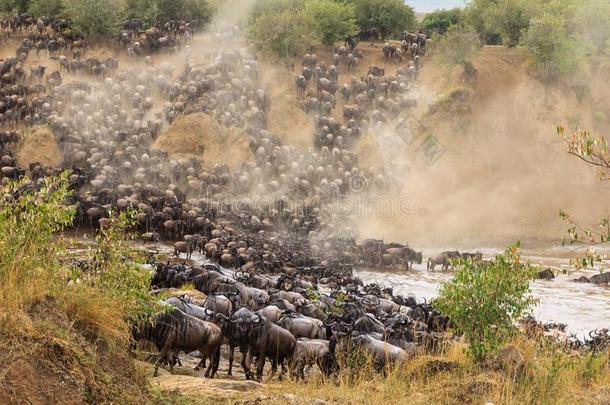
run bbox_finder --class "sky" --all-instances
[408,0,467,13]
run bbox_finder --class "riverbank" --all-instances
[144,336,610,405]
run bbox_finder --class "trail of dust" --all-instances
[259,63,314,148]
[355,46,610,248]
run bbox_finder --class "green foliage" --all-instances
[247,0,309,58]
[348,0,416,38]
[304,0,357,46]
[0,0,29,13]
[76,211,157,325]
[124,0,216,26]
[573,0,610,56]
[434,243,538,362]
[0,173,156,337]
[420,8,462,35]
[0,173,75,311]
[436,26,482,68]
[62,0,126,37]
[522,9,582,82]
[486,0,534,47]
[28,0,62,17]
[463,0,502,45]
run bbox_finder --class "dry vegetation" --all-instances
[0,175,155,404]
[265,338,609,405]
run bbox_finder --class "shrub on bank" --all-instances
[434,242,538,362]
[0,173,157,403]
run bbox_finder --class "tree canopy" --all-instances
[304,0,357,46]
[348,0,416,38]
[420,8,463,35]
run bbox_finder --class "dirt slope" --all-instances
[152,113,252,169]
[356,45,610,247]
[17,126,63,168]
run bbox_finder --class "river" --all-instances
[151,241,609,338]
[356,242,610,338]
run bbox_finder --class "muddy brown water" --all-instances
[356,242,610,338]
[150,240,609,338]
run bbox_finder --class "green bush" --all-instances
[348,0,416,39]
[124,0,215,25]
[436,26,482,68]
[421,8,463,35]
[574,0,610,56]
[485,0,534,47]
[522,10,583,82]
[28,0,63,17]
[304,0,357,46]
[62,0,126,37]
[434,242,538,362]
[0,0,29,13]
[0,173,75,312]
[0,173,156,335]
[247,0,310,58]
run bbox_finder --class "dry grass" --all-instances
[262,338,610,405]
[0,176,153,404]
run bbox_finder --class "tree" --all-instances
[463,0,502,45]
[434,243,538,362]
[557,126,610,268]
[62,0,126,37]
[522,10,582,82]
[484,0,534,47]
[574,0,610,56]
[0,0,29,13]
[348,0,416,39]
[420,8,463,35]
[28,0,63,17]
[304,0,357,46]
[436,26,482,69]
[124,0,215,25]
[247,0,310,58]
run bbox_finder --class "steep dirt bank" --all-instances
[17,126,63,168]
[0,299,150,405]
[152,113,252,169]
[355,45,610,247]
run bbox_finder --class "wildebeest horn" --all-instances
[204,308,214,316]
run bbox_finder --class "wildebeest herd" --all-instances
[0,15,607,382]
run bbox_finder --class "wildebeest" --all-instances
[245,314,296,381]
[134,308,222,378]
[289,338,336,379]
[427,251,461,271]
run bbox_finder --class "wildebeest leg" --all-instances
[244,350,254,380]
[278,359,288,381]
[227,345,235,376]
[256,351,266,382]
[195,353,207,370]
[155,341,172,376]
[203,350,212,377]
[207,345,220,378]
[269,359,277,379]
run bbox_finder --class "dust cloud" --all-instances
[352,47,610,249]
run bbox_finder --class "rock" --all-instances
[536,268,555,280]
[589,272,610,285]
[499,344,525,373]
[312,399,327,405]
[283,393,297,402]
